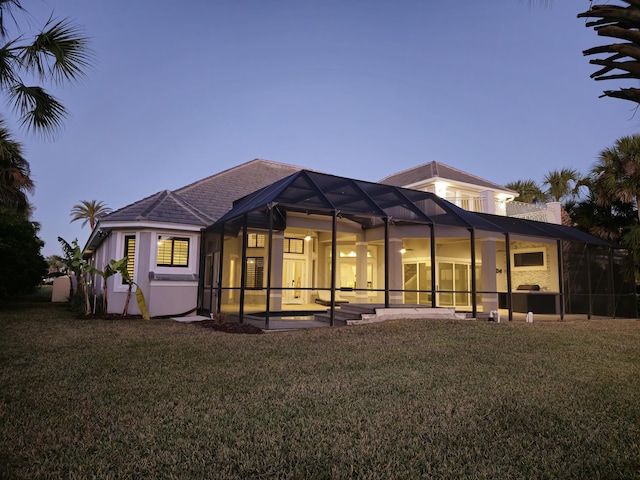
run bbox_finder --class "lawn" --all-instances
[1,300,639,479]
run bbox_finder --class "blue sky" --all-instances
[15,1,640,257]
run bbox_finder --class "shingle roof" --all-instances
[379,161,515,193]
[101,159,307,227]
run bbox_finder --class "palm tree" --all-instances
[0,1,93,137]
[0,2,93,216]
[590,134,640,222]
[0,120,33,214]
[70,200,112,230]
[504,179,548,204]
[542,168,583,205]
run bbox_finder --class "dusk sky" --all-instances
[15,1,640,257]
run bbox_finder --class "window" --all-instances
[247,233,265,248]
[157,236,189,267]
[284,237,304,254]
[513,250,546,269]
[122,235,136,284]
[245,257,264,289]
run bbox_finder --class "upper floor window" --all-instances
[284,237,304,254]
[157,236,189,267]
[247,233,265,248]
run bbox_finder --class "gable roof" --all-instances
[379,161,516,193]
[100,159,307,227]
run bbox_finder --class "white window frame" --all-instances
[512,248,547,271]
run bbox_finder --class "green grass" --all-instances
[1,301,640,479]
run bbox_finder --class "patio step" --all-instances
[314,305,467,326]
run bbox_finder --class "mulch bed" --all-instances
[197,320,264,334]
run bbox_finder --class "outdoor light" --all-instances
[400,248,407,254]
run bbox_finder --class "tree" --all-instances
[0,119,32,214]
[70,200,112,230]
[0,2,93,216]
[578,1,640,105]
[0,208,47,301]
[45,254,64,273]
[0,1,93,137]
[504,179,548,204]
[542,168,584,205]
[590,134,640,222]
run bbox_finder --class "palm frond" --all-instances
[0,1,25,39]
[0,38,20,88]
[9,83,67,137]
[22,17,93,84]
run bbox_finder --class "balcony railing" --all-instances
[442,196,549,222]
[504,201,548,222]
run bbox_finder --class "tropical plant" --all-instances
[0,2,93,220]
[116,258,150,320]
[578,1,640,105]
[45,254,65,273]
[590,134,640,222]
[58,236,90,314]
[0,1,93,137]
[70,200,112,230]
[504,179,548,204]
[542,168,584,205]
[0,120,33,214]
[86,259,123,316]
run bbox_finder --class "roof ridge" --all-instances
[166,190,216,223]
[175,158,308,194]
[137,190,172,219]
[102,190,166,220]
[379,161,437,182]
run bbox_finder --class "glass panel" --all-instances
[439,262,453,306]
[404,263,417,304]
[455,264,469,306]
[418,262,432,305]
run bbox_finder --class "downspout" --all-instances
[239,214,248,324]
[330,210,338,327]
[430,223,437,308]
[505,232,513,322]
[469,228,477,319]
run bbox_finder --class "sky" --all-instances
[12,0,640,257]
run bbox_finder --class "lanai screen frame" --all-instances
[200,170,634,326]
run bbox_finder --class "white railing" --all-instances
[442,196,550,222]
[505,201,548,222]
[443,196,485,213]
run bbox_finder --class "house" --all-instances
[83,159,306,318]
[84,159,637,322]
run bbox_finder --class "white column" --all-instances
[355,239,368,303]
[388,236,403,305]
[546,202,562,225]
[481,237,498,313]
[479,190,495,214]
[270,232,284,311]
